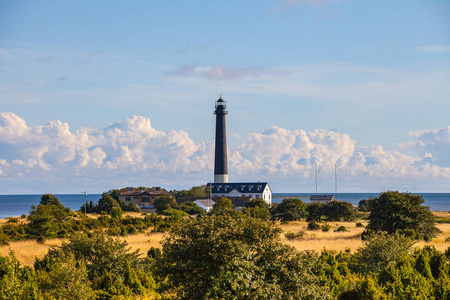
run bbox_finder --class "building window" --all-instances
[125,197,131,201]
[142,197,149,202]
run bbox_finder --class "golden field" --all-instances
[1,212,450,266]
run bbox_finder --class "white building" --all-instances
[194,199,215,213]
[207,182,272,205]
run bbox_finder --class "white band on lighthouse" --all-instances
[214,174,228,183]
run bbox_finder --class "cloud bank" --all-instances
[0,112,449,193]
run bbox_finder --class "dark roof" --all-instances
[119,188,169,197]
[310,194,335,201]
[207,182,269,194]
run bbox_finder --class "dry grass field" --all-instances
[1,212,449,266]
[279,220,368,253]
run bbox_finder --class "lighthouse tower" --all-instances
[214,97,228,183]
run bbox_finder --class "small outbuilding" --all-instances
[310,194,336,204]
[194,199,216,213]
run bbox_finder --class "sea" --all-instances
[0,193,449,219]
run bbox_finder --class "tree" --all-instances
[179,201,206,215]
[366,191,440,240]
[105,188,123,200]
[307,202,324,222]
[28,202,71,241]
[39,194,61,206]
[156,212,330,299]
[35,232,156,297]
[210,197,234,214]
[244,197,268,209]
[36,251,95,300]
[358,199,371,212]
[272,198,307,221]
[0,252,42,299]
[154,195,178,214]
[352,232,415,274]
[323,201,356,222]
[97,194,120,213]
[243,198,271,220]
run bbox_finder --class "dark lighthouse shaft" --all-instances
[214,97,228,183]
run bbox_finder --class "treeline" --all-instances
[1,190,441,245]
[1,210,450,299]
[0,194,178,245]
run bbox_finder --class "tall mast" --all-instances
[335,163,337,199]
[315,162,317,195]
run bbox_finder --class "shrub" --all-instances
[285,231,306,240]
[0,230,10,246]
[307,220,320,230]
[353,232,415,273]
[321,223,331,232]
[161,208,189,219]
[356,222,364,227]
[334,226,347,232]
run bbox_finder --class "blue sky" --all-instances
[1,0,449,193]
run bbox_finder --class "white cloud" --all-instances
[400,126,450,167]
[167,64,286,80]
[416,45,450,54]
[0,113,449,193]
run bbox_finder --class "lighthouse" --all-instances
[214,97,228,183]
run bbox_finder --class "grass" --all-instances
[279,220,367,253]
[2,211,450,266]
[434,211,450,223]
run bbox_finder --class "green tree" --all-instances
[272,198,307,221]
[35,232,156,297]
[96,194,121,214]
[211,197,234,214]
[156,212,330,299]
[366,191,440,240]
[358,199,371,212]
[28,203,71,241]
[0,252,42,299]
[154,195,178,214]
[179,201,206,215]
[243,198,271,220]
[352,232,415,274]
[323,201,356,222]
[307,202,324,222]
[36,251,95,300]
[161,208,189,220]
[105,188,123,200]
[39,194,61,206]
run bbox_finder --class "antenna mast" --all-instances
[335,163,337,199]
[315,162,318,195]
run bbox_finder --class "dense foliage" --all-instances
[156,211,330,299]
[271,197,307,221]
[366,191,440,240]
[0,194,180,244]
